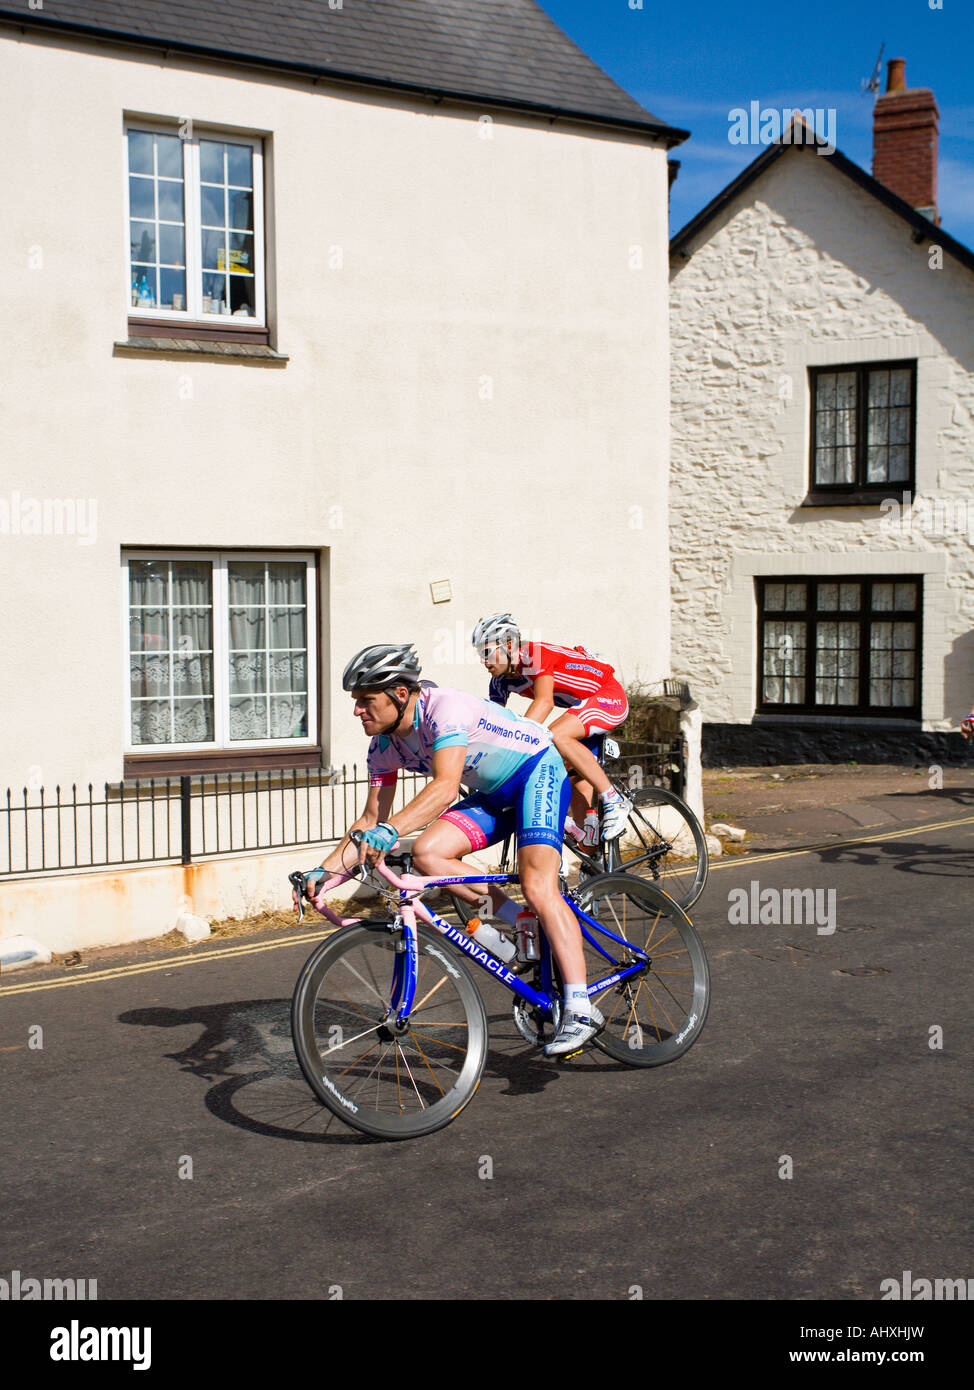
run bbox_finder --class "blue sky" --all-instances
[537,0,974,247]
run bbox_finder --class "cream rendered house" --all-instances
[0,0,686,948]
[669,62,974,765]
[0,0,686,787]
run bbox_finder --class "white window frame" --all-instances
[121,550,317,754]
[123,120,266,327]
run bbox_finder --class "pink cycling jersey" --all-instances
[367,684,551,795]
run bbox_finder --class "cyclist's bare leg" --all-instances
[517,842,586,985]
[411,819,509,915]
[549,711,611,797]
[569,778,595,827]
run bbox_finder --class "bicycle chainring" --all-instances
[512,994,562,1047]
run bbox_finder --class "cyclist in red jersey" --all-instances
[472,614,632,840]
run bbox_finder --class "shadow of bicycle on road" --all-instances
[813,835,974,878]
[120,996,598,1143]
[882,786,974,808]
[120,1000,378,1145]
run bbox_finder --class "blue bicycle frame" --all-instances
[383,868,651,1028]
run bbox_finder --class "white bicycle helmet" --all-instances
[471,613,520,654]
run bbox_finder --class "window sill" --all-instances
[114,337,288,364]
[800,490,909,508]
[123,747,321,778]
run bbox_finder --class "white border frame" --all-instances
[121,550,317,754]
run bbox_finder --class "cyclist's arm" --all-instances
[383,744,465,839]
[522,672,554,725]
[317,782,397,874]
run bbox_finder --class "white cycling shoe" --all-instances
[543,1004,605,1058]
[600,791,632,840]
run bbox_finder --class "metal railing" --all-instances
[605,738,686,800]
[0,740,684,879]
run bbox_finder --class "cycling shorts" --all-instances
[439,744,570,854]
[569,685,629,735]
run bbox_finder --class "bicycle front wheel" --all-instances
[603,785,709,910]
[573,874,709,1067]
[290,923,488,1140]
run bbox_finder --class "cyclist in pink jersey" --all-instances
[300,644,604,1057]
[472,613,632,839]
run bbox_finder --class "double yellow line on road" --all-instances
[702,811,974,874]
[0,927,334,998]
[2,812,972,998]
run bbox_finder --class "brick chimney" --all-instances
[872,58,939,224]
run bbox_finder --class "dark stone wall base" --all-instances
[703,723,972,767]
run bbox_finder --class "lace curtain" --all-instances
[227,561,307,740]
[129,560,214,744]
[129,558,308,745]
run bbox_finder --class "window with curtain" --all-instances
[757,577,921,716]
[125,553,315,750]
[809,362,916,494]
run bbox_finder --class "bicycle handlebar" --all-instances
[290,828,506,927]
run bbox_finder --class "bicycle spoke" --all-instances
[319,1022,382,1056]
[396,1042,426,1110]
[336,952,391,1007]
[408,1036,447,1098]
[408,1029,469,1057]
[412,974,452,1014]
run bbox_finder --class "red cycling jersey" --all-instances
[489,642,629,735]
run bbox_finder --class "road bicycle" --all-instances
[448,737,708,930]
[288,837,709,1140]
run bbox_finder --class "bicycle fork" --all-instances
[385,905,419,1028]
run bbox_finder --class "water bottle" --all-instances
[514,907,540,962]
[582,808,600,847]
[466,918,516,964]
[565,817,586,845]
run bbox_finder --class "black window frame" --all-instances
[807,360,917,501]
[756,575,922,719]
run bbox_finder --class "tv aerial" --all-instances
[861,43,885,96]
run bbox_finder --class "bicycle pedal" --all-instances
[553,1046,585,1063]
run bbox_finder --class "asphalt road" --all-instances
[2,812,972,1305]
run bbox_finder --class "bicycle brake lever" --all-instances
[288,870,307,923]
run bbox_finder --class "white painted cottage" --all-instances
[669,60,974,765]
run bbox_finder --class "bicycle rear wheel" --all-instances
[291,922,488,1140]
[573,874,709,1067]
[603,785,708,910]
